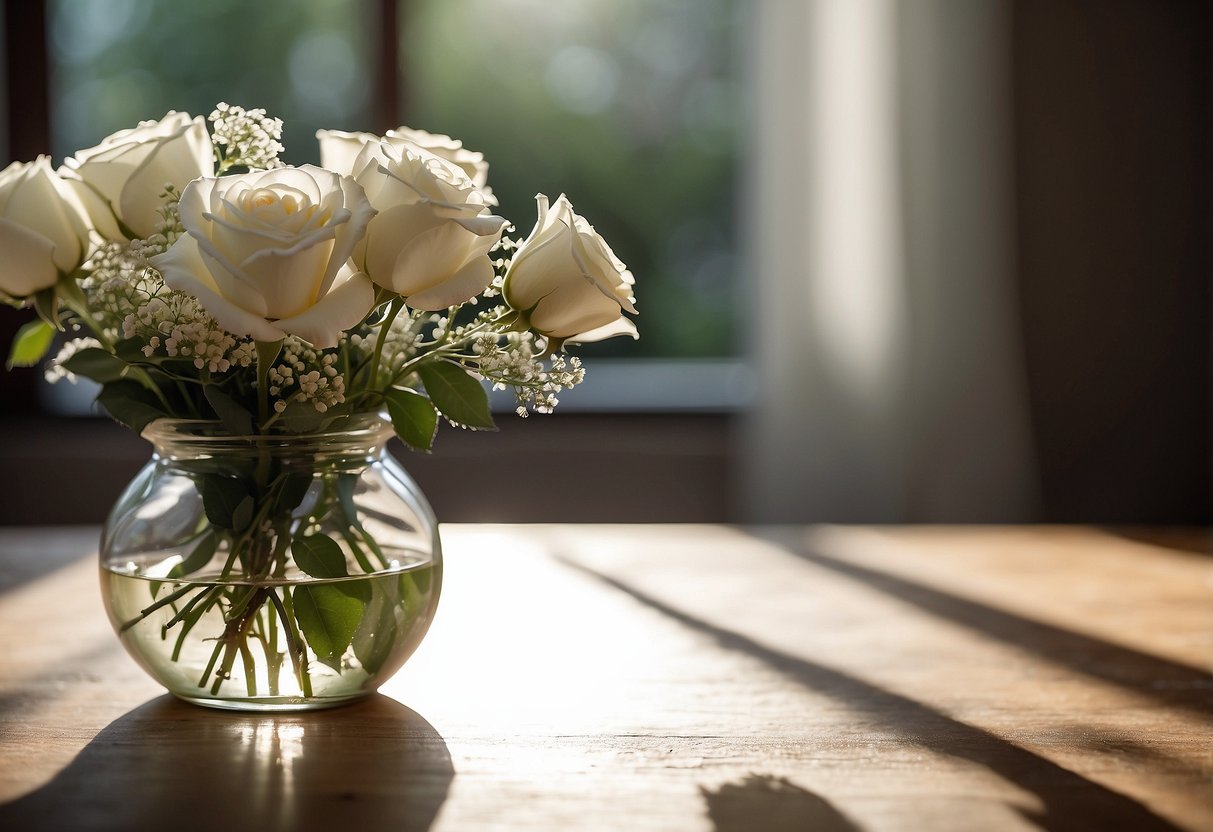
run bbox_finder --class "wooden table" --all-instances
[0,525,1210,831]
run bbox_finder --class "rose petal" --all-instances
[567,316,639,344]
[153,235,285,342]
[405,255,494,311]
[274,268,375,348]
[0,218,60,297]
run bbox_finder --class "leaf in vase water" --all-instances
[417,360,496,430]
[198,476,254,531]
[292,534,349,579]
[293,583,367,671]
[169,531,219,579]
[352,578,400,675]
[270,472,314,515]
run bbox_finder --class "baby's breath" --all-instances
[210,103,285,172]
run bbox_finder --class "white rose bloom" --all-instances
[348,139,507,310]
[150,166,377,348]
[503,194,637,343]
[61,111,214,240]
[0,157,93,299]
[317,126,495,205]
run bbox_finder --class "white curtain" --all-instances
[740,0,1038,522]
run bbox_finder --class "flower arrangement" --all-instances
[0,106,637,706]
[2,105,637,433]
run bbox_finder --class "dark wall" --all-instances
[1013,0,1212,522]
[0,414,735,525]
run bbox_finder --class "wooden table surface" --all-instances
[0,525,1209,831]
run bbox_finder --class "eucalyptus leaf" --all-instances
[292,584,367,671]
[204,384,254,436]
[416,360,495,430]
[96,380,166,432]
[6,319,55,369]
[62,348,128,383]
[384,386,439,451]
[292,534,348,579]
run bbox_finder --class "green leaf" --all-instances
[271,472,314,515]
[113,337,149,363]
[62,348,128,383]
[169,532,219,579]
[292,534,348,579]
[198,476,253,531]
[334,473,361,529]
[6,319,55,369]
[293,583,367,671]
[96,379,166,432]
[352,580,400,675]
[33,286,60,329]
[204,384,254,436]
[384,386,439,451]
[416,360,495,430]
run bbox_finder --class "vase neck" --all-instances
[142,415,394,466]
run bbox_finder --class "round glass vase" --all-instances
[99,415,441,712]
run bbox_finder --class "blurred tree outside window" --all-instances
[46,0,740,366]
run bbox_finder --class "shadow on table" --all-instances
[0,693,453,832]
[702,774,860,832]
[760,530,1213,721]
[559,557,1185,832]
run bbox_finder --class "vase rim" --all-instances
[141,412,394,455]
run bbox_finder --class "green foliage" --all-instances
[199,476,254,532]
[384,386,439,451]
[204,385,254,436]
[5,319,55,369]
[292,534,348,579]
[62,348,127,383]
[417,360,495,430]
[96,379,166,432]
[352,580,400,675]
[292,583,369,671]
[169,532,219,579]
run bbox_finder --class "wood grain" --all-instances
[0,525,1209,831]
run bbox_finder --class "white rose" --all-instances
[317,126,495,204]
[0,157,93,299]
[347,139,507,310]
[503,194,637,343]
[150,166,377,348]
[61,111,214,240]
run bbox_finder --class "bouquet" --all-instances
[0,105,638,705]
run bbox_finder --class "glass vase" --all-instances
[99,415,441,712]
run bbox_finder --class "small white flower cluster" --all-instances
[44,337,102,384]
[268,339,347,414]
[484,233,519,299]
[209,103,285,172]
[471,332,585,416]
[125,297,254,374]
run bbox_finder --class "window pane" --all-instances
[48,0,372,166]
[403,0,740,358]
